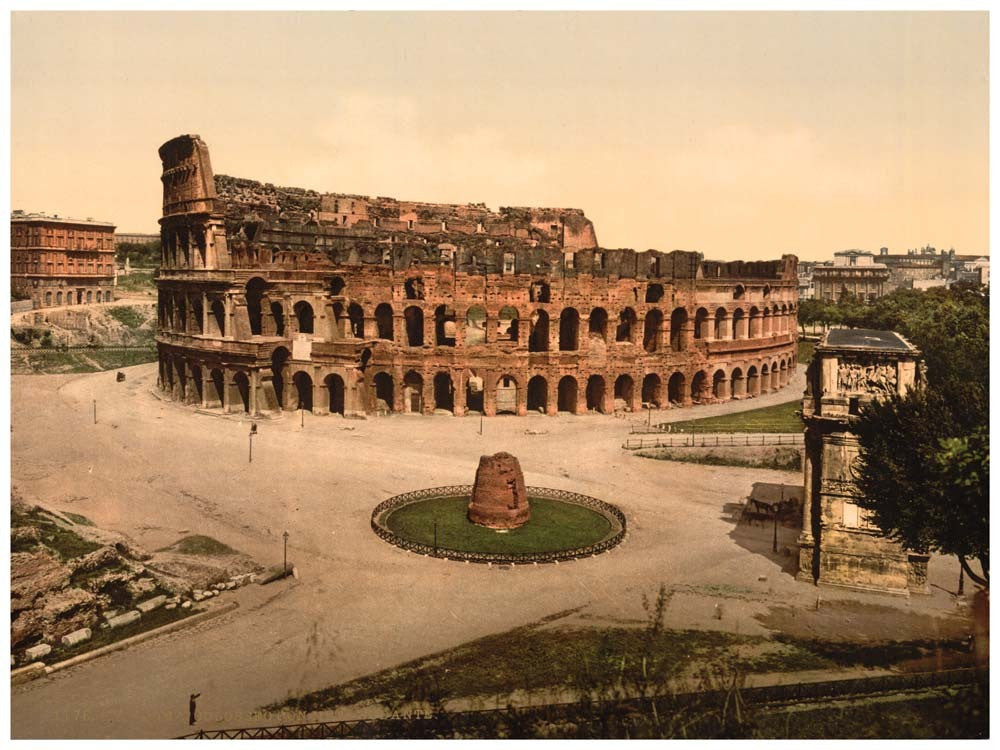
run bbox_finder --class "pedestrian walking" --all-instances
[189,693,201,726]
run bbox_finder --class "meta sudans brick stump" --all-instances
[468,452,531,530]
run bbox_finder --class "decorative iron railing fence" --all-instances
[623,433,804,450]
[179,667,984,739]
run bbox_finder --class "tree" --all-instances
[852,285,989,587]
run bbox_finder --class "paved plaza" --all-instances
[10,364,966,738]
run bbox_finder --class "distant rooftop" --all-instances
[10,210,115,228]
[822,328,916,353]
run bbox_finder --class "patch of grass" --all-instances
[382,496,613,554]
[18,347,157,374]
[271,624,795,714]
[11,506,101,560]
[773,635,970,669]
[662,400,803,434]
[106,305,147,329]
[635,448,802,471]
[159,534,239,556]
[797,339,815,364]
[756,684,988,739]
[114,270,156,292]
[45,603,203,663]
[62,512,95,526]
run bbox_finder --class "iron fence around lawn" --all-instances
[370,485,626,565]
[178,667,984,739]
[623,433,804,450]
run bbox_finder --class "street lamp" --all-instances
[283,530,290,576]
[772,485,784,554]
[248,422,257,463]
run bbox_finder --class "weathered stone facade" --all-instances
[155,134,798,418]
[468,452,531,529]
[797,328,928,595]
[10,211,116,309]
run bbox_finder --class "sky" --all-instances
[10,11,989,261]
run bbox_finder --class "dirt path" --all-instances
[10,364,971,738]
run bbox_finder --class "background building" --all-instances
[10,210,116,308]
[812,250,889,303]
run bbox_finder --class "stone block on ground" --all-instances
[24,643,52,662]
[135,595,167,614]
[61,628,93,647]
[106,610,141,629]
[180,601,192,609]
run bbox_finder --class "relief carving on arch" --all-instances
[837,361,897,395]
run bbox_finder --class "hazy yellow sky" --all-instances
[11,11,989,261]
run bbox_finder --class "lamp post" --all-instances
[283,530,289,576]
[248,422,257,463]
[93,399,97,425]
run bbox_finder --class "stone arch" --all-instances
[645,283,664,303]
[44,291,52,306]
[498,306,519,342]
[615,374,635,407]
[55,291,62,305]
[330,276,346,296]
[588,307,609,344]
[641,373,661,407]
[105,290,112,302]
[760,363,770,393]
[527,375,548,413]
[433,372,454,412]
[748,306,761,338]
[733,284,745,300]
[529,309,550,352]
[669,307,688,351]
[465,305,487,346]
[403,370,424,413]
[559,308,580,351]
[691,370,709,402]
[712,368,727,399]
[714,307,728,339]
[771,360,780,390]
[495,374,518,415]
[586,374,607,413]
[731,308,745,339]
[245,277,267,335]
[189,364,204,404]
[694,307,710,340]
[294,301,314,335]
[730,367,745,398]
[435,305,456,346]
[643,309,663,352]
[292,370,313,411]
[271,346,290,409]
[616,308,637,343]
[86,290,93,303]
[270,301,285,336]
[465,372,484,413]
[747,365,760,396]
[557,376,578,413]
[233,371,250,413]
[404,306,424,346]
[375,303,394,340]
[374,371,394,410]
[348,303,364,338]
[667,371,685,405]
[208,368,225,408]
[762,307,771,336]
[176,295,187,332]
[325,373,345,415]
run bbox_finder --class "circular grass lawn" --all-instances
[381,495,615,555]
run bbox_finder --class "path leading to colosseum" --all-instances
[10,364,966,739]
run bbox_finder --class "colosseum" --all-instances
[155,134,799,418]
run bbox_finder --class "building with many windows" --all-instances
[10,210,116,308]
[812,250,889,303]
